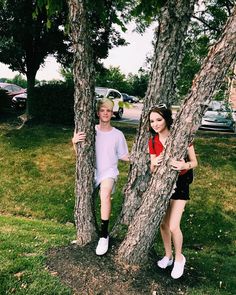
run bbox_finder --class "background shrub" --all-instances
[31,82,74,124]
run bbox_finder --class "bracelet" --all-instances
[188,162,192,169]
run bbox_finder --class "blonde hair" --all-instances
[96,98,114,112]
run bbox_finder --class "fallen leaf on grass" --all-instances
[14,271,25,279]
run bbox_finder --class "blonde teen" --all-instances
[72,98,129,255]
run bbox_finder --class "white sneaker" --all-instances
[157,256,173,269]
[171,255,186,279]
[95,236,109,256]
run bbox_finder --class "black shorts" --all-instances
[171,174,190,200]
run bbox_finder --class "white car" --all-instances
[200,101,236,133]
[95,87,124,119]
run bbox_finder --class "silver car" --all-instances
[200,101,236,133]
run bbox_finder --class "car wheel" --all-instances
[115,107,123,119]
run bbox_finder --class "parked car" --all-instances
[200,101,236,133]
[95,87,124,119]
[122,93,139,103]
[12,92,27,110]
[130,95,139,103]
[0,83,26,98]
[0,82,26,110]
[122,93,134,103]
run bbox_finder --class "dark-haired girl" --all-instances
[148,105,198,279]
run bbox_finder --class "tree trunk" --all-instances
[68,0,97,245]
[117,5,236,265]
[25,72,36,119]
[119,0,196,226]
[229,63,236,110]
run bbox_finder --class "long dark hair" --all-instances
[148,105,173,146]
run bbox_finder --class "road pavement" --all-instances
[121,103,143,124]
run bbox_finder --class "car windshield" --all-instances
[208,101,227,111]
[95,87,107,98]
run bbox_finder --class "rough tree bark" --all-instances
[68,0,97,245]
[117,5,236,265]
[229,64,236,111]
[119,0,196,226]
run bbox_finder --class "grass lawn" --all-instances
[0,117,235,294]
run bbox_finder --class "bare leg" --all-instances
[160,205,172,258]
[95,179,115,255]
[100,188,112,220]
[99,178,114,220]
[168,200,186,261]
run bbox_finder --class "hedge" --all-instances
[31,82,74,124]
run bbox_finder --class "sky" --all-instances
[0,22,156,81]
[103,23,156,75]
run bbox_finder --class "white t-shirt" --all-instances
[95,126,129,186]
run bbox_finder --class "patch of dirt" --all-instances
[46,238,191,295]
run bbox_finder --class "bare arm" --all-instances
[72,131,86,154]
[186,145,198,169]
[170,145,198,171]
[120,154,130,162]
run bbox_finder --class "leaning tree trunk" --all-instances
[119,0,196,226]
[229,63,236,111]
[68,0,97,245]
[117,5,236,265]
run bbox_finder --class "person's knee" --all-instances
[160,221,169,232]
[100,190,111,203]
[169,223,181,234]
[100,179,115,202]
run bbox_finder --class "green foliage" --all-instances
[31,82,74,124]
[36,0,131,62]
[175,0,234,101]
[130,0,163,31]
[176,33,210,99]
[61,64,149,98]
[198,0,233,39]
[60,67,73,83]
[126,69,149,97]
[0,0,69,84]
[36,0,64,17]
[9,74,27,89]
[96,66,130,93]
